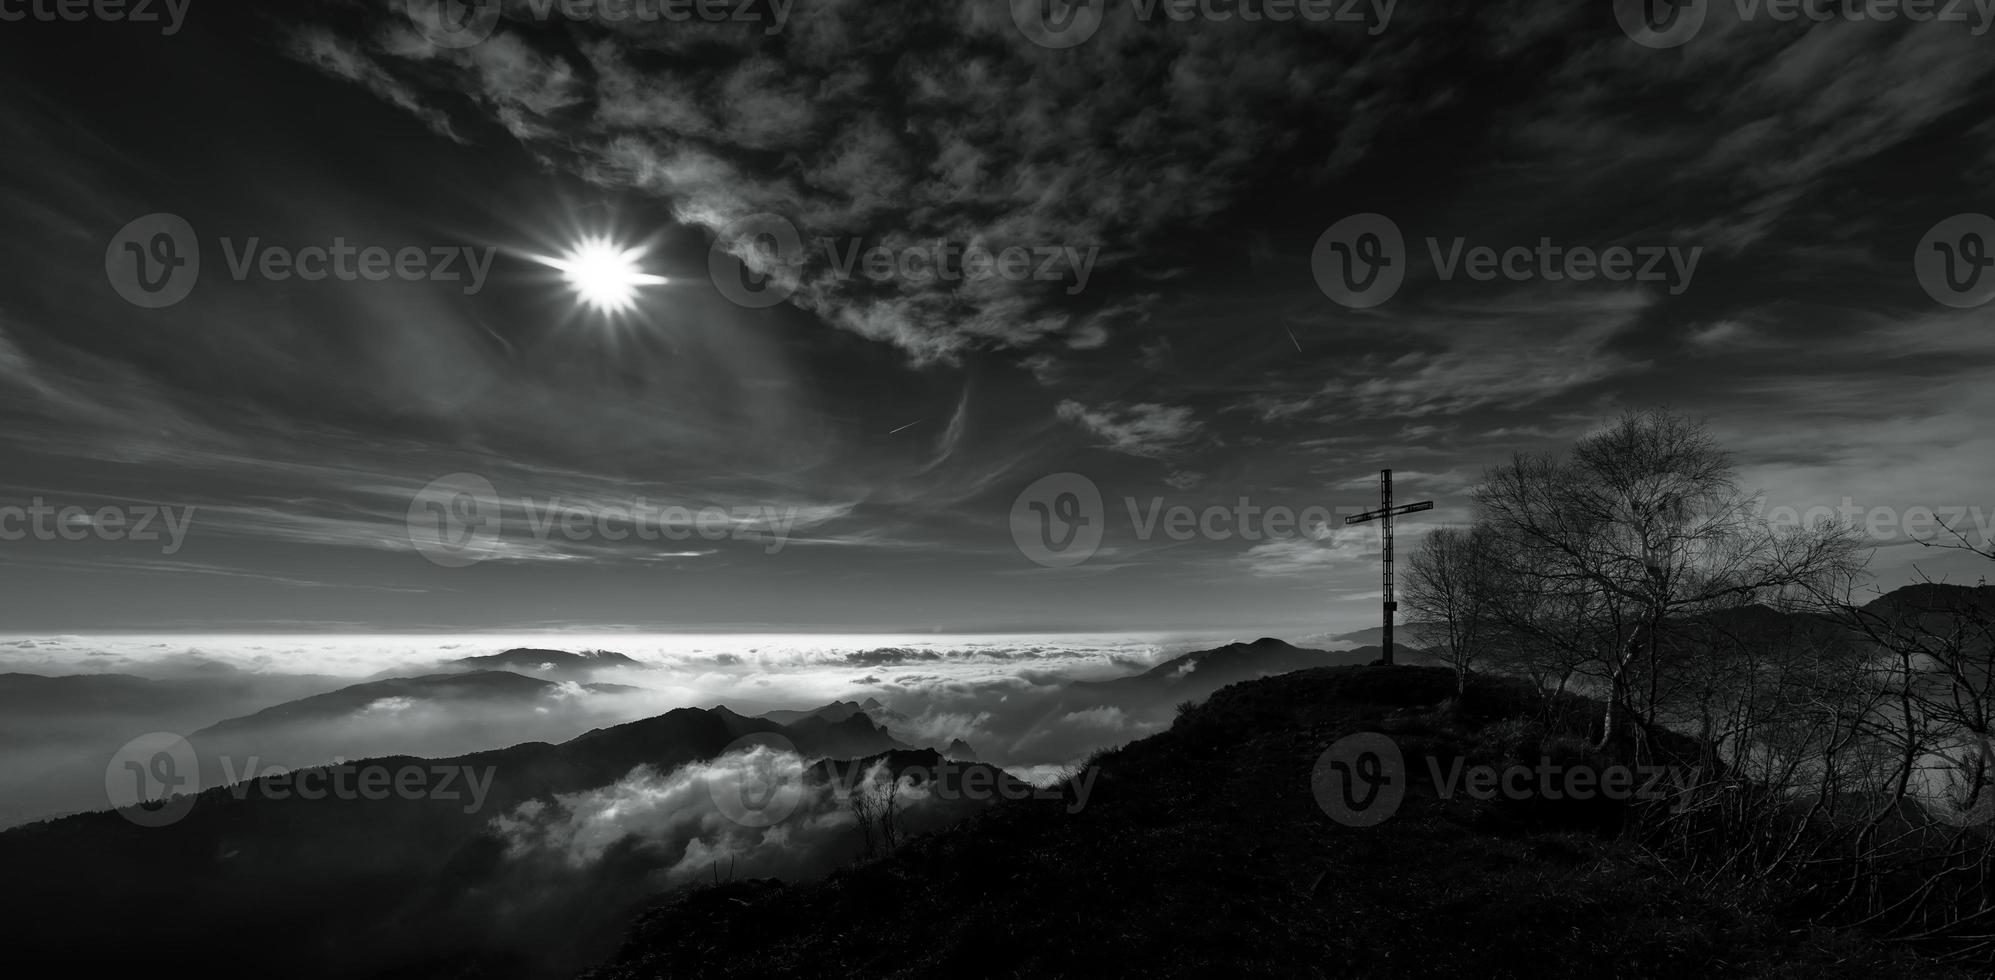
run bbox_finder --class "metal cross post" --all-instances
[1344,469,1433,666]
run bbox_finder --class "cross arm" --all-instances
[1344,500,1434,525]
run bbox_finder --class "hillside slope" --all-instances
[1062,637,1377,713]
[587,666,1965,980]
[192,670,632,737]
[0,703,924,977]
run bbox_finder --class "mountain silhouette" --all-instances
[0,699,1010,978]
[0,667,347,829]
[1328,622,1445,649]
[1065,637,1377,711]
[758,697,875,726]
[759,696,923,745]
[441,647,647,678]
[193,669,637,738]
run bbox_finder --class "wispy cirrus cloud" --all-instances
[1055,400,1204,459]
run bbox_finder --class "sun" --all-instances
[545,236,667,313]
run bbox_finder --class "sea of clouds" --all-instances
[2,629,1374,828]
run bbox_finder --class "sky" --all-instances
[0,1,1990,635]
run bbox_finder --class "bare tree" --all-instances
[1404,525,1498,692]
[849,764,905,860]
[1473,409,1863,751]
[1438,408,1995,953]
[1640,560,1995,959]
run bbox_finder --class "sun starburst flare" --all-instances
[540,236,668,313]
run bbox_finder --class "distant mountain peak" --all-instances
[1866,582,1995,612]
[759,697,901,729]
[192,669,562,738]
[1233,637,1297,652]
[438,648,645,678]
[492,647,640,664]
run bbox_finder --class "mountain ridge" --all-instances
[584,664,1966,979]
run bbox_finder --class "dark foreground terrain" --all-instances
[587,666,1968,980]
